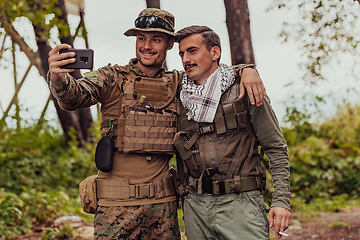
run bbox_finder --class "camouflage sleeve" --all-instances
[47,66,118,111]
[248,97,291,212]
[232,63,257,77]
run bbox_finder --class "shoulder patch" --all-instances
[84,71,97,78]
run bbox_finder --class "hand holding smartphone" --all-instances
[60,49,94,69]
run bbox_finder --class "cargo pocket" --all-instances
[243,190,269,229]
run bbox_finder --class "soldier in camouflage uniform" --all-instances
[48,8,265,240]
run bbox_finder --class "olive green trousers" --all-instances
[183,188,270,240]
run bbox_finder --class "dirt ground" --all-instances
[270,206,360,240]
[14,207,360,240]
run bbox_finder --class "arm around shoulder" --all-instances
[234,64,266,106]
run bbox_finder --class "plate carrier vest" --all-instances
[174,73,266,195]
[100,65,179,155]
[96,66,178,201]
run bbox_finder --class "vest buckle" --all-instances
[204,166,220,176]
[198,124,214,135]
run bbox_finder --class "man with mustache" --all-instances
[48,8,266,240]
[174,25,291,239]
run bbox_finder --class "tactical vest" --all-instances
[174,77,266,195]
[100,65,178,155]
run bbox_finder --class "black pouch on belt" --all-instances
[95,120,114,172]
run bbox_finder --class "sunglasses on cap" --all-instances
[135,15,174,33]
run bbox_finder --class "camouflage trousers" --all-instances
[94,201,180,240]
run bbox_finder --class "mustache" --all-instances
[140,49,155,54]
[185,63,196,70]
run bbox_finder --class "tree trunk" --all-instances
[146,0,160,8]
[34,0,93,144]
[223,0,255,65]
[1,1,93,144]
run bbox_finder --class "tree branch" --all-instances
[0,20,43,76]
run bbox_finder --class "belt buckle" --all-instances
[212,180,234,194]
[212,180,223,194]
[135,184,150,198]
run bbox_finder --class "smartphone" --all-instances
[59,49,94,69]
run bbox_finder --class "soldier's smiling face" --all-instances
[135,31,174,71]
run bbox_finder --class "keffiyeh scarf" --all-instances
[180,63,235,123]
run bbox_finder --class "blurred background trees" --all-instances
[0,0,360,238]
[0,0,93,144]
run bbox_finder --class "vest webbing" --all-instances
[175,76,266,194]
[100,66,178,154]
[96,176,176,200]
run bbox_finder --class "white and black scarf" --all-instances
[180,63,235,123]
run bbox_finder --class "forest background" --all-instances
[0,0,360,239]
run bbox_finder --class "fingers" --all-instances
[246,85,255,105]
[48,44,75,80]
[239,81,245,99]
[252,83,261,106]
[268,208,274,228]
[241,68,266,106]
[260,81,266,99]
[48,43,72,58]
[270,207,291,238]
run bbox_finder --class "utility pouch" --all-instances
[79,175,98,214]
[95,119,114,172]
[173,131,201,178]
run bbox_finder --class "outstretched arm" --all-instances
[240,67,266,106]
[269,207,291,238]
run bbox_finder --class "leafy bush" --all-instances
[0,188,87,239]
[282,103,360,204]
[1,103,360,237]
[0,124,97,197]
[0,121,97,238]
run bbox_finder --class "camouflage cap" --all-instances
[124,8,176,37]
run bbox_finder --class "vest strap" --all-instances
[97,176,176,200]
[226,134,248,179]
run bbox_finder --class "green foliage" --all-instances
[269,0,360,82]
[0,190,31,239]
[290,193,360,219]
[282,107,315,146]
[0,121,97,238]
[177,209,185,232]
[283,103,360,206]
[0,123,97,196]
[0,0,68,41]
[0,188,86,239]
[1,102,360,238]
[40,224,76,240]
[329,221,350,229]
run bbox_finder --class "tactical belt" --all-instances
[201,176,261,195]
[96,176,176,200]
